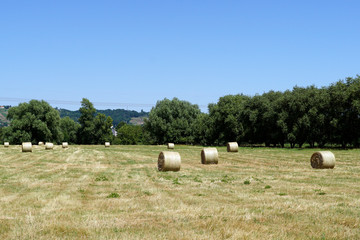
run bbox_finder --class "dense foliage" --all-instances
[113,124,146,145]
[60,117,80,144]
[77,98,97,144]
[77,98,113,144]
[146,76,360,148]
[144,98,201,144]
[93,113,113,144]
[2,100,63,144]
[1,99,115,145]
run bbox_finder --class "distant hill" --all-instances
[0,107,10,127]
[129,117,146,125]
[0,107,148,127]
[57,108,148,126]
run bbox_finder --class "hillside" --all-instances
[0,108,10,127]
[58,108,148,126]
[0,107,148,127]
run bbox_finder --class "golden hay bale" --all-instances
[22,142,32,152]
[311,151,335,169]
[227,142,238,152]
[201,148,219,164]
[38,142,44,146]
[62,142,68,148]
[105,142,110,147]
[167,143,175,149]
[158,151,181,171]
[4,142,9,148]
[45,142,54,150]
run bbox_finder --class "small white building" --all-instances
[111,126,117,137]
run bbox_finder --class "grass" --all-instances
[0,145,359,239]
[106,192,120,198]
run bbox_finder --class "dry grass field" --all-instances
[0,145,359,239]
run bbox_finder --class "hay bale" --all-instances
[227,142,238,152]
[4,142,9,148]
[105,142,110,147]
[62,142,68,148]
[201,148,219,164]
[38,142,44,146]
[167,143,175,149]
[311,151,335,169]
[22,142,32,152]
[158,151,181,171]
[45,142,54,150]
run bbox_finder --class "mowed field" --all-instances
[0,145,359,239]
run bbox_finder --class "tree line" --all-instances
[1,75,360,148]
[145,75,360,148]
[1,98,113,145]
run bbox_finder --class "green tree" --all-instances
[144,98,201,144]
[60,117,80,144]
[3,100,62,144]
[117,121,127,129]
[115,124,144,145]
[78,98,96,144]
[208,95,248,145]
[77,98,114,144]
[347,75,360,147]
[241,94,276,146]
[287,87,312,148]
[328,76,360,147]
[262,91,285,147]
[193,113,214,145]
[93,113,113,144]
[304,87,330,147]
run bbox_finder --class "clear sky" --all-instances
[1,0,359,112]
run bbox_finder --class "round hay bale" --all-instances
[45,142,54,150]
[201,148,219,164]
[105,142,110,147]
[167,143,175,149]
[158,151,181,171]
[22,142,32,152]
[62,142,68,148]
[38,141,44,146]
[227,142,238,152]
[310,151,335,169]
[4,142,10,148]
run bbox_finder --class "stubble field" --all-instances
[0,145,359,239]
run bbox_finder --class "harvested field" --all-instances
[0,145,359,239]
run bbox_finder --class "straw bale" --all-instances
[201,148,219,164]
[4,142,9,148]
[167,143,175,149]
[227,142,238,152]
[310,151,335,169]
[45,142,54,150]
[105,142,110,147]
[22,142,32,152]
[62,142,68,148]
[38,142,44,146]
[158,151,181,171]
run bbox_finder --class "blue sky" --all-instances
[1,0,359,112]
